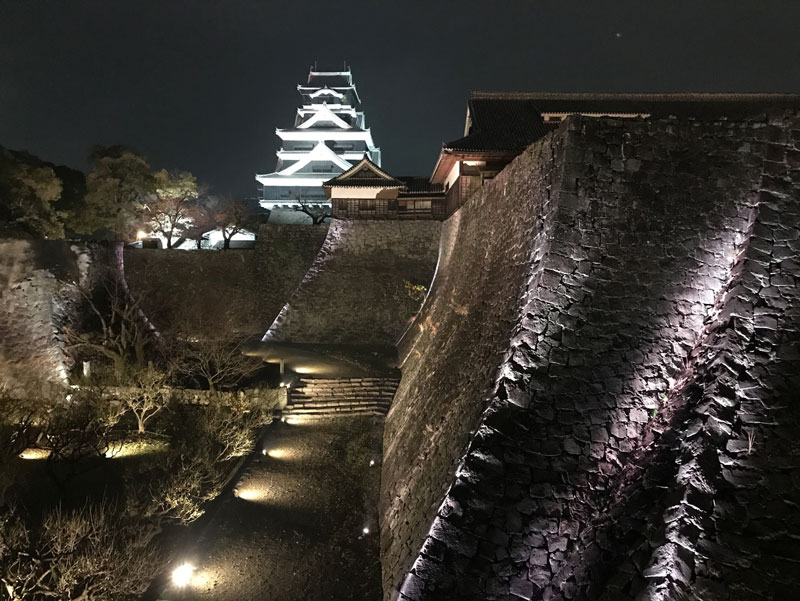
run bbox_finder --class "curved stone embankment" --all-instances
[382,113,800,600]
[264,220,441,346]
[0,240,91,386]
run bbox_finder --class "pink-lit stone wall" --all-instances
[382,113,800,600]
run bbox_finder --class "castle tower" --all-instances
[256,65,382,223]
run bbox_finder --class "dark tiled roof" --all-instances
[325,177,403,188]
[469,92,800,117]
[398,176,444,196]
[444,99,556,152]
[446,92,800,153]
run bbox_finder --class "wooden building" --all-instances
[324,157,445,220]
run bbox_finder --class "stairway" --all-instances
[281,377,400,419]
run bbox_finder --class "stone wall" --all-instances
[0,240,92,386]
[264,219,441,345]
[124,224,327,337]
[381,113,800,600]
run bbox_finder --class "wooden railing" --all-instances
[332,197,446,220]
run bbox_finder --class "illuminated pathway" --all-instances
[170,417,383,601]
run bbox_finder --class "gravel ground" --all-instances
[162,416,383,601]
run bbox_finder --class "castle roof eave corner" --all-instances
[431,149,456,184]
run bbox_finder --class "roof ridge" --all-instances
[470,91,800,101]
[325,156,402,185]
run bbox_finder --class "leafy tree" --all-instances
[67,146,154,241]
[183,196,218,249]
[146,170,199,248]
[211,196,250,250]
[0,149,64,239]
[181,194,255,249]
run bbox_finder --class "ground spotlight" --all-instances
[171,562,194,588]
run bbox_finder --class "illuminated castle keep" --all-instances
[256,66,382,223]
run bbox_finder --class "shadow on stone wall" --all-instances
[124,224,327,338]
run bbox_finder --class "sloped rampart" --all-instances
[264,220,441,346]
[382,113,800,600]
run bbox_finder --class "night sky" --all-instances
[2,1,799,199]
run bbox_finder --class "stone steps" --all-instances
[288,399,392,409]
[281,376,400,418]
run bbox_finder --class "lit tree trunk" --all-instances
[113,354,126,381]
[113,241,165,353]
[136,413,146,434]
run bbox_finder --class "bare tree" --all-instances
[173,337,263,393]
[0,500,162,601]
[0,385,47,507]
[293,201,331,225]
[128,447,226,525]
[65,278,160,380]
[199,395,268,461]
[40,388,122,492]
[117,365,171,434]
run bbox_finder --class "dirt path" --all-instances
[163,417,383,601]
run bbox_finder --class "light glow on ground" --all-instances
[104,438,168,458]
[19,448,50,460]
[284,416,310,425]
[235,488,266,502]
[171,563,195,588]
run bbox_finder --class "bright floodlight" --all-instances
[369,459,376,466]
[362,526,370,535]
[171,563,194,588]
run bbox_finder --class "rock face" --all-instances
[264,219,441,345]
[381,113,800,600]
[0,240,92,386]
